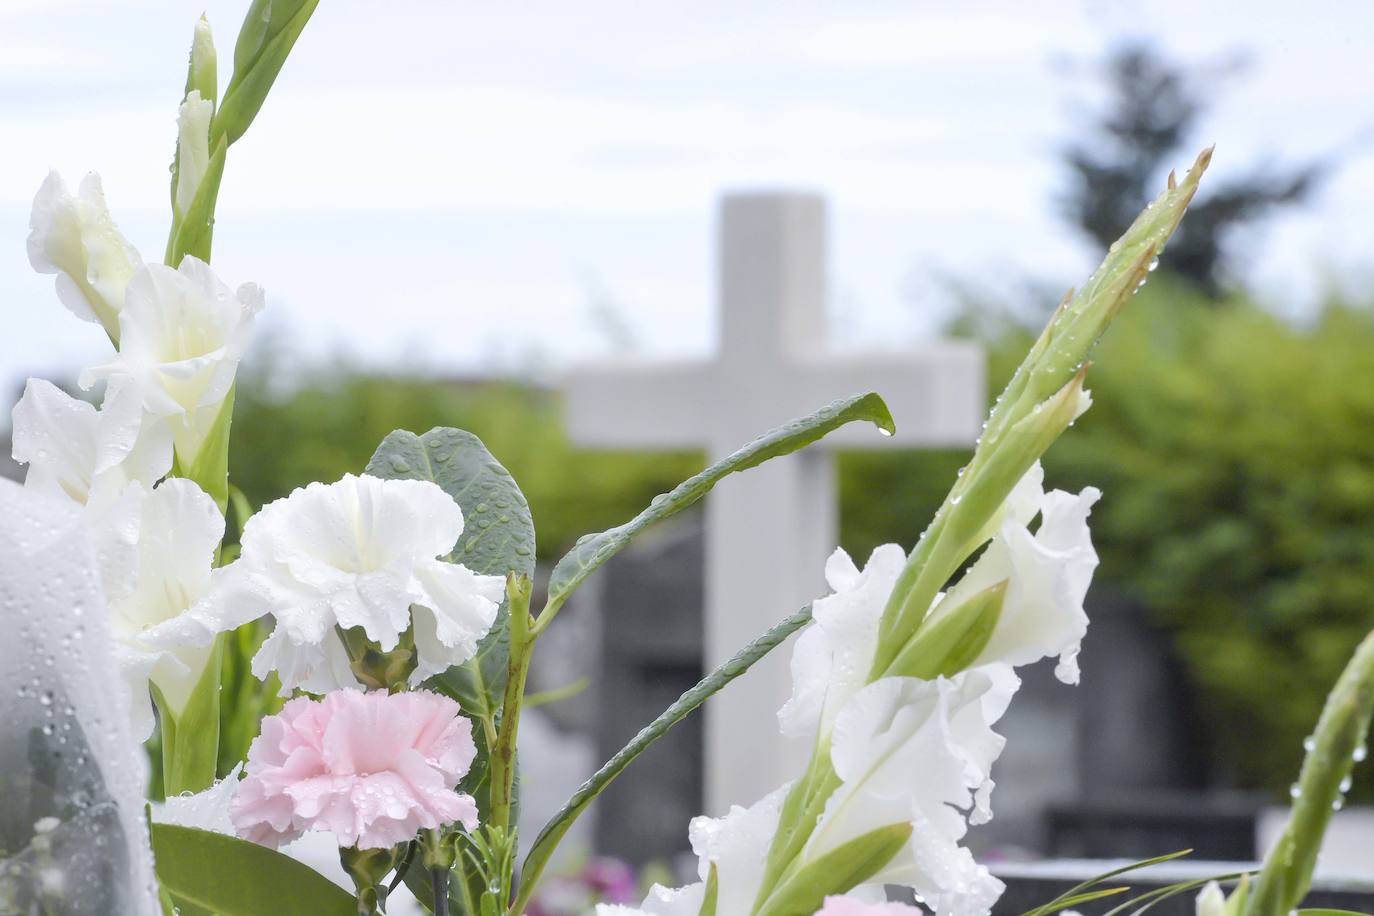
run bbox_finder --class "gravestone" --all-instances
[585,516,706,864]
[566,192,984,812]
[973,589,1220,857]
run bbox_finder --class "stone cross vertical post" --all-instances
[566,192,984,813]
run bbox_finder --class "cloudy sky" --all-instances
[2,0,1371,394]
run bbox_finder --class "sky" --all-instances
[2,0,1372,396]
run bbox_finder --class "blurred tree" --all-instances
[1061,44,1327,295]
[845,285,1374,796]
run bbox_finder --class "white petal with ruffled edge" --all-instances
[11,378,171,512]
[105,478,224,739]
[778,543,906,741]
[189,474,503,694]
[79,257,262,464]
[934,478,1100,685]
[803,669,1017,916]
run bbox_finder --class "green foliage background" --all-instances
[227,285,1374,796]
[841,283,1374,795]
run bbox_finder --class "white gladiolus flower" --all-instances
[191,473,505,694]
[932,475,1101,685]
[79,256,263,466]
[778,543,905,742]
[11,378,171,512]
[802,669,1018,916]
[104,478,225,741]
[27,171,142,341]
[175,91,214,218]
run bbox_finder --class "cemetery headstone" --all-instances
[566,192,984,812]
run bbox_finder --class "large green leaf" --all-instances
[151,823,354,915]
[543,392,894,615]
[513,604,815,913]
[366,427,535,579]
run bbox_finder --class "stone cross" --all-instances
[566,193,984,813]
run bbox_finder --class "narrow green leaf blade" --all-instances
[1022,848,1193,916]
[514,604,814,913]
[1030,886,1130,916]
[545,392,894,611]
[151,823,354,916]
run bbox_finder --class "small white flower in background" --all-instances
[594,883,705,916]
[803,668,1018,916]
[104,478,225,740]
[11,378,171,512]
[932,473,1101,685]
[778,543,905,743]
[174,90,214,219]
[1194,881,1227,916]
[27,171,142,342]
[595,786,789,916]
[190,473,505,694]
[79,256,262,466]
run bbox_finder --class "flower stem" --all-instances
[431,867,450,916]
[489,574,535,832]
[1243,630,1374,916]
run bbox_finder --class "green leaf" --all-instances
[1022,849,1193,916]
[151,823,355,916]
[1099,871,1253,916]
[366,427,536,580]
[513,604,814,913]
[215,0,319,145]
[753,822,913,916]
[1030,886,1130,916]
[544,392,894,615]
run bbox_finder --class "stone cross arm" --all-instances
[566,344,984,453]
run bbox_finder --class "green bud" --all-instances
[754,822,912,916]
[215,0,320,146]
[340,845,400,915]
[186,15,218,107]
[152,633,224,796]
[985,148,1211,454]
[341,624,418,692]
[1244,632,1374,916]
[886,579,1008,680]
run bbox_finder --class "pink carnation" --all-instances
[231,688,479,849]
[815,898,923,916]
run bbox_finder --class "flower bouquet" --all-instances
[3,5,1371,916]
